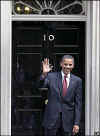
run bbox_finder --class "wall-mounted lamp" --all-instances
[24,6,30,13]
[16,6,21,13]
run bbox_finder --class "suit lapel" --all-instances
[67,74,74,94]
[57,72,63,96]
[68,74,73,88]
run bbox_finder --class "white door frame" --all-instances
[1,1,100,135]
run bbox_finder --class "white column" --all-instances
[85,1,92,135]
[1,1,12,135]
[86,1,100,135]
[90,1,100,135]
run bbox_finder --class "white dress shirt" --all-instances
[61,71,70,88]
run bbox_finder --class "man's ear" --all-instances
[72,63,74,69]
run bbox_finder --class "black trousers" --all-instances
[44,113,73,136]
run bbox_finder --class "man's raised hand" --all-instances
[42,58,53,74]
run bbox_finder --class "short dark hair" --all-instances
[61,55,74,64]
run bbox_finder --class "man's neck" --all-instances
[61,70,70,77]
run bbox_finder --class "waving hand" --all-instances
[42,58,53,74]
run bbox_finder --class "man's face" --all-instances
[60,58,74,75]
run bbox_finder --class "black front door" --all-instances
[12,21,85,136]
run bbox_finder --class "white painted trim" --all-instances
[91,1,100,134]
[85,1,91,135]
[12,15,87,21]
[86,1,100,135]
[1,1,12,135]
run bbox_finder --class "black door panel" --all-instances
[12,21,85,136]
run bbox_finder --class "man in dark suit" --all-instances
[39,55,82,136]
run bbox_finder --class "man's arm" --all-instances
[39,72,49,88]
[74,78,82,125]
[73,78,82,134]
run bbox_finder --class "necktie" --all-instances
[62,75,67,96]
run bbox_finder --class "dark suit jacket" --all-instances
[39,72,82,132]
